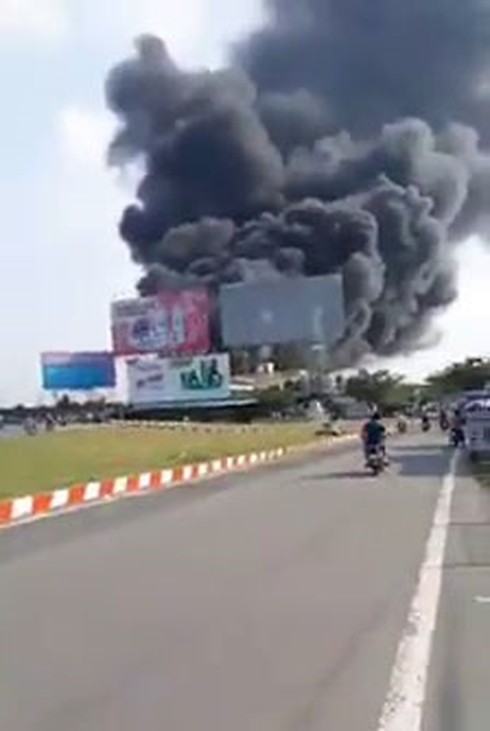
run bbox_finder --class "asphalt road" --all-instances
[0,432,486,731]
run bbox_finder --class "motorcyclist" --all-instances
[397,413,408,433]
[439,408,449,431]
[361,412,387,465]
[450,409,466,446]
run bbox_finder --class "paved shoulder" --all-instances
[0,434,448,731]
[423,459,490,731]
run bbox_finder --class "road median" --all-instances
[0,424,359,529]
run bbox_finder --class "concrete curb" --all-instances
[0,434,358,530]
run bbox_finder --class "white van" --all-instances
[464,398,490,461]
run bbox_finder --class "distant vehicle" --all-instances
[460,400,489,461]
[23,418,38,436]
[439,410,450,431]
[397,417,408,434]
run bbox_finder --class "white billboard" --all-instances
[127,359,166,405]
[127,353,230,405]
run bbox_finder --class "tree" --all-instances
[256,386,297,415]
[345,370,416,412]
[56,395,73,412]
[426,358,490,397]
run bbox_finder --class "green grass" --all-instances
[0,423,324,500]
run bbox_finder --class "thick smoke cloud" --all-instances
[105,1,490,364]
[241,0,490,137]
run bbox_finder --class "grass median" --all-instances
[0,423,330,500]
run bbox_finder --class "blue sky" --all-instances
[1,0,490,404]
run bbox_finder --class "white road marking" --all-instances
[182,465,195,481]
[377,452,458,731]
[475,596,490,604]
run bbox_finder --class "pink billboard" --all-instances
[111,289,210,356]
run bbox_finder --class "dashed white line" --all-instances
[377,452,458,731]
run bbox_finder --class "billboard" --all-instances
[220,274,345,348]
[127,353,230,405]
[126,359,166,405]
[111,289,210,356]
[41,352,116,391]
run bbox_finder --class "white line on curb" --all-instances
[139,473,152,490]
[50,489,69,509]
[197,463,209,478]
[113,477,128,495]
[377,452,458,731]
[11,496,34,520]
[182,466,194,481]
[84,482,102,502]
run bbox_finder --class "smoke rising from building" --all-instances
[105,2,490,364]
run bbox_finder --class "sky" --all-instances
[1,0,490,405]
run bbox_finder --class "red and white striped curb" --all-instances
[0,433,361,530]
[0,448,292,529]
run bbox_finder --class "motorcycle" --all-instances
[366,445,386,475]
[439,414,450,432]
[397,418,408,434]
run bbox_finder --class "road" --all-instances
[0,432,489,730]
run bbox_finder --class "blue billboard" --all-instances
[41,352,116,391]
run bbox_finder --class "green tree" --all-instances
[427,358,490,397]
[56,394,73,412]
[345,370,416,412]
[256,386,297,415]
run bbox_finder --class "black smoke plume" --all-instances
[105,2,490,364]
